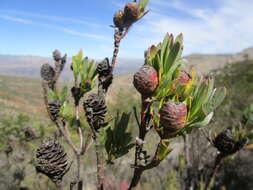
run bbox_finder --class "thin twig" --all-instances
[42,81,55,122]
[81,129,93,155]
[128,140,162,190]
[78,127,84,153]
[56,182,64,190]
[111,27,130,71]
[43,79,78,154]
[94,134,104,190]
[133,106,141,128]
[58,123,79,154]
[204,153,225,190]
[90,24,132,190]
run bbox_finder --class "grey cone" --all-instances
[35,139,70,184]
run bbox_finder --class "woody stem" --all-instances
[128,96,151,190]
[204,153,225,190]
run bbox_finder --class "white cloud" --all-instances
[0,15,108,41]
[0,10,106,28]
[0,15,34,24]
[62,28,109,41]
[132,0,253,55]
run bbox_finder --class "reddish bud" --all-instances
[159,101,187,135]
[133,65,158,96]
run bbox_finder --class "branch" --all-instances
[93,133,105,190]
[204,153,225,190]
[42,81,56,123]
[81,128,93,155]
[90,22,132,190]
[128,139,163,190]
[133,106,141,128]
[59,123,79,155]
[111,27,130,71]
[128,97,152,189]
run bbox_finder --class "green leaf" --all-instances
[87,60,97,80]
[160,33,170,65]
[188,112,214,128]
[48,89,58,100]
[59,102,72,120]
[80,56,89,81]
[163,34,174,69]
[156,60,183,98]
[139,0,149,11]
[189,80,209,119]
[175,33,184,60]
[243,104,253,123]
[164,40,181,74]
[150,45,157,58]
[72,49,83,79]
[210,87,227,109]
[105,112,134,162]
[105,127,113,155]
[113,112,131,144]
[59,86,68,103]
[156,140,173,161]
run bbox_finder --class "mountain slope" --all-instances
[0,47,253,77]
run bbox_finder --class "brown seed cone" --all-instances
[53,49,61,62]
[40,63,55,89]
[159,101,187,136]
[133,65,158,96]
[97,58,113,90]
[48,101,61,121]
[35,139,69,184]
[83,93,107,131]
[113,10,125,29]
[97,58,112,78]
[213,128,248,155]
[124,2,140,24]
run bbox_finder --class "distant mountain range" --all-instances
[0,47,252,78]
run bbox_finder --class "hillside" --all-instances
[0,55,142,78]
[186,47,253,73]
[0,75,44,118]
[0,47,253,77]
[0,58,252,190]
[0,73,138,119]
[0,47,253,121]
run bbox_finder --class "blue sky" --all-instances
[0,0,253,59]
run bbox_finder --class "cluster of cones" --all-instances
[133,64,191,139]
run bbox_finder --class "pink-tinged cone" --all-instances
[133,65,158,96]
[159,101,187,136]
